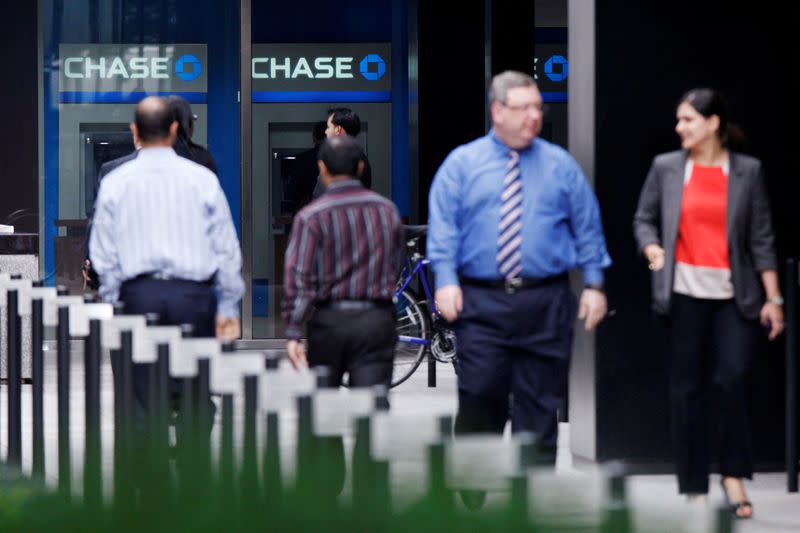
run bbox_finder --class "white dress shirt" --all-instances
[89,146,244,317]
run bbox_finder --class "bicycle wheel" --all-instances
[392,289,430,387]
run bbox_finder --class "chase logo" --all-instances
[359,54,386,81]
[544,55,568,82]
[175,54,202,81]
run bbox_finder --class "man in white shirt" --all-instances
[90,96,244,445]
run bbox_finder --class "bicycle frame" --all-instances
[395,257,440,346]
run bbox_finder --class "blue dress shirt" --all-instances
[427,131,611,289]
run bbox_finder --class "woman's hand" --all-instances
[759,271,784,341]
[643,244,666,271]
[760,301,784,341]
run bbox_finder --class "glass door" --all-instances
[40,0,240,293]
[245,0,405,340]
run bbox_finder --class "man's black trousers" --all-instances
[306,305,396,387]
[305,304,396,502]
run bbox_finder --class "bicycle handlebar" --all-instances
[403,225,428,241]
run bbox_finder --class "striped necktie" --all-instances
[497,149,523,279]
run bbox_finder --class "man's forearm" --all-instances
[216,268,245,318]
[285,322,304,341]
[98,271,121,303]
[282,265,312,341]
[283,292,312,340]
[432,262,459,289]
[216,296,241,319]
[582,267,604,287]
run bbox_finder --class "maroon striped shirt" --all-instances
[282,179,404,340]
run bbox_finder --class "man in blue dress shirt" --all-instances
[428,71,611,467]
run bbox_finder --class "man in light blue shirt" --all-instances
[90,96,244,456]
[90,96,243,337]
[428,71,611,472]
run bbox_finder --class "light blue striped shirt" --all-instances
[89,147,244,317]
[428,131,611,288]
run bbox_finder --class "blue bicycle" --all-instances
[392,225,456,387]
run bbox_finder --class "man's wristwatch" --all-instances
[585,283,604,292]
[768,295,784,306]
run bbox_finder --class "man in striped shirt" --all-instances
[283,134,402,503]
[283,134,403,385]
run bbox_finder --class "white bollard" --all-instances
[259,361,315,414]
[311,388,376,438]
[210,353,265,395]
[174,338,220,378]
[101,315,148,362]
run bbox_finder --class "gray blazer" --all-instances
[633,150,777,319]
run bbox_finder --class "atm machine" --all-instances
[250,43,392,338]
[55,43,208,290]
[80,128,135,216]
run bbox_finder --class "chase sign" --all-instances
[59,44,208,103]
[252,43,391,103]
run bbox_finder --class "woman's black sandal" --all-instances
[720,479,753,519]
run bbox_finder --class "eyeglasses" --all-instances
[501,102,548,114]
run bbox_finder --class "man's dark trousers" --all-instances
[305,305,396,503]
[454,279,576,464]
[307,305,396,386]
[118,277,217,446]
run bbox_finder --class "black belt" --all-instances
[460,273,568,294]
[132,272,215,286]
[317,299,392,311]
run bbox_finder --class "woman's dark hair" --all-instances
[165,94,218,174]
[679,88,745,150]
[166,95,194,141]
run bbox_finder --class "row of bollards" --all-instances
[0,273,754,531]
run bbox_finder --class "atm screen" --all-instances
[80,130,135,216]
[272,148,309,216]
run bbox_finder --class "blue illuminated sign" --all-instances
[175,54,202,81]
[359,54,386,81]
[544,55,568,82]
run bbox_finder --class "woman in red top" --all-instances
[633,89,783,518]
